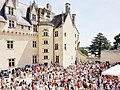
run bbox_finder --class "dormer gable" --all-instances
[4,0,18,16]
[31,1,38,13]
[6,0,15,9]
[31,1,38,21]
[31,5,38,21]
[26,1,38,25]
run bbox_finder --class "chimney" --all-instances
[72,14,76,25]
[65,3,71,14]
[46,3,52,11]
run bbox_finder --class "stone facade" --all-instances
[0,0,80,69]
[101,50,120,63]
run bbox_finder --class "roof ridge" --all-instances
[19,1,29,7]
[55,13,66,16]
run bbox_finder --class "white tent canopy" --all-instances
[102,64,120,76]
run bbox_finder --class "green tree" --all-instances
[109,45,115,50]
[89,33,110,58]
[80,47,88,56]
[113,33,120,49]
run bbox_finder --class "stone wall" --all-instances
[101,50,120,63]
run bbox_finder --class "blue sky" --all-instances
[20,0,120,47]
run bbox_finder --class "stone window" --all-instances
[28,26,30,30]
[21,25,24,29]
[64,32,66,37]
[55,44,58,50]
[33,55,37,64]
[77,35,79,39]
[75,34,76,38]
[32,14,36,21]
[75,41,76,44]
[44,40,48,44]
[33,25,37,32]
[9,20,15,28]
[64,44,66,50]
[75,47,76,50]
[43,32,48,36]
[8,7,14,15]
[55,31,58,37]
[33,41,37,48]
[7,40,14,49]
[44,56,48,60]
[56,56,59,63]
[44,49,48,53]
[8,58,15,67]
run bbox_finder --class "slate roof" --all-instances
[0,0,68,28]
[16,2,31,26]
[0,15,6,22]
[0,0,6,22]
[52,13,67,28]
[0,0,31,26]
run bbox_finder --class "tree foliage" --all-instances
[113,33,120,49]
[89,33,110,58]
[80,47,88,56]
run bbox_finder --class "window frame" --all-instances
[21,25,24,29]
[55,44,58,50]
[8,58,15,67]
[28,26,30,30]
[55,31,58,37]
[32,14,36,21]
[32,55,37,64]
[75,34,76,38]
[75,47,76,50]
[43,31,48,36]
[64,44,66,50]
[9,20,15,28]
[64,32,66,37]
[8,7,14,15]
[44,40,48,44]
[33,41,37,48]
[7,40,14,49]
[44,49,48,53]
[56,56,59,63]
[44,56,48,60]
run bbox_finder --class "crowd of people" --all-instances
[0,60,120,90]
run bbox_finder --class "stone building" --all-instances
[0,0,80,69]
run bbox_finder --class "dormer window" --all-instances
[32,14,36,21]
[9,20,15,28]
[8,7,14,15]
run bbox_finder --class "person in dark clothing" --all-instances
[83,81,87,89]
